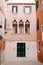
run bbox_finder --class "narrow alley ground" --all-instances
[1,61,43,65]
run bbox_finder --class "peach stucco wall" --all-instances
[4,41,37,61]
[36,0,43,63]
[0,3,37,62]
[6,4,36,41]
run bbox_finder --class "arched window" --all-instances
[12,20,17,26]
[12,20,17,33]
[19,20,24,33]
[25,20,30,34]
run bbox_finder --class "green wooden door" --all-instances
[0,36,2,40]
[17,43,25,57]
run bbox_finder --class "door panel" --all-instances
[17,43,25,57]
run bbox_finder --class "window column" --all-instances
[11,21,12,34]
[12,20,17,34]
[18,22,19,33]
[24,22,25,34]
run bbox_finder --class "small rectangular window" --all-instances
[38,40,40,52]
[42,26,43,41]
[36,0,38,11]
[24,6,31,14]
[36,19,39,31]
[4,18,6,30]
[12,6,18,13]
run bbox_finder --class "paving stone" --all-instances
[1,61,43,65]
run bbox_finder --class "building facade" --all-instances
[3,1,37,61]
[0,0,43,63]
[0,0,8,62]
[36,0,43,63]
[0,0,5,35]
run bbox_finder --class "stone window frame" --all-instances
[12,6,18,13]
[25,20,30,34]
[12,20,17,33]
[37,40,40,52]
[24,6,31,14]
[41,25,43,41]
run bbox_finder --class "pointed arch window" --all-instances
[12,20,17,33]
[25,20,30,34]
[19,20,24,33]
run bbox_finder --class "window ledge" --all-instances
[11,33,31,35]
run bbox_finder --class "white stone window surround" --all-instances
[37,40,40,52]
[11,20,30,34]
[12,21,25,34]
[41,25,43,41]
[14,22,30,34]
[12,6,18,13]
[25,20,30,34]
[24,6,31,14]
[19,20,24,34]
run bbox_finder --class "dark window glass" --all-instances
[24,6,31,13]
[36,19,39,31]
[17,43,25,57]
[12,6,18,13]
[0,25,2,28]
[25,20,30,34]
[38,41,40,51]
[0,36,2,40]
[4,18,6,30]
[36,1,38,11]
